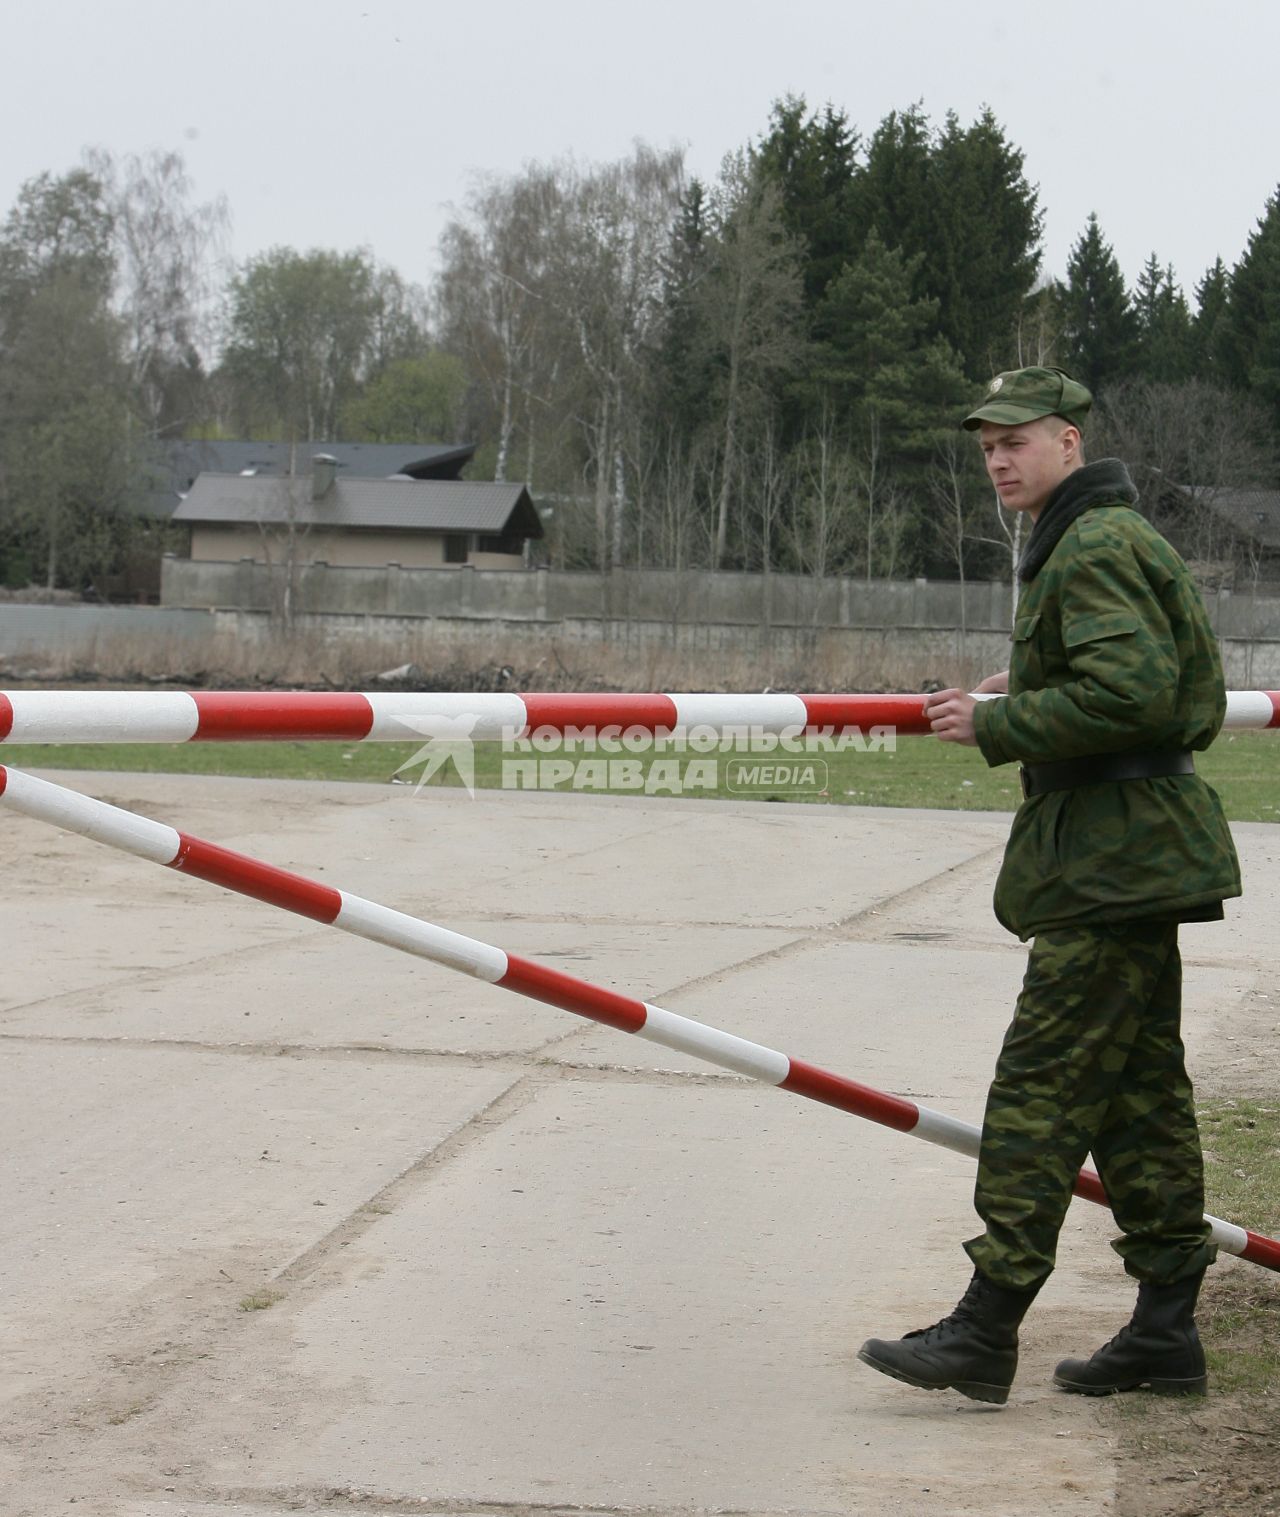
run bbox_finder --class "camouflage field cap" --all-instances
[962,365,1093,431]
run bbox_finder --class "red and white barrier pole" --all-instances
[3,761,1277,1275]
[2,689,1278,744]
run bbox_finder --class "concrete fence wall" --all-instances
[4,563,1280,686]
[164,555,1028,631]
[160,556,1280,640]
[0,604,214,659]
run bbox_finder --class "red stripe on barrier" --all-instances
[170,834,343,922]
[800,694,932,734]
[500,953,649,1033]
[192,692,375,741]
[780,1058,921,1131]
[1241,1228,1280,1270]
[0,694,12,742]
[1070,1169,1110,1207]
[1268,693,1280,730]
[0,764,8,797]
[519,693,680,736]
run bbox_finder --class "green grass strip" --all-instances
[2,728,1277,822]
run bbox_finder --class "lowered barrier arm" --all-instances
[2,760,1278,1275]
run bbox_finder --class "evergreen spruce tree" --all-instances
[1059,213,1139,392]
[852,105,934,301]
[852,106,1041,377]
[814,230,939,415]
[1220,186,1280,428]
[648,177,713,441]
[755,96,861,308]
[1133,254,1194,381]
[813,230,969,573]
[1191,258,1230,382]
[928,109,1043,377]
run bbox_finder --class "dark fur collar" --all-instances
[1018,458,1139,582]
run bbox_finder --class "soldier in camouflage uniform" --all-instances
[857,366,1241,1406]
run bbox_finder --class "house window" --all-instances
[444,533,469,564]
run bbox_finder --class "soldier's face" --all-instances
[978,418,1080,520]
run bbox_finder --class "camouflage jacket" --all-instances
[972,462,1242,940]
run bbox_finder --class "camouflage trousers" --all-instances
[965,921,1217,1291]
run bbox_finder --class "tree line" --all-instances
[1,100,1277,594]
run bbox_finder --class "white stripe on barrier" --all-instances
[637,1003,792,1084]
[1207,1216,1250,1255]
[335,892,508,981]
[1224,691,1276,729]
[0,767,182,863]
[670,693,810,732]
[5,691,200,745]
[910,1104,981,1157]
[364,692,528,742]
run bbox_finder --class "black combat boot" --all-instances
[857,1270,1040,1405]
[1053,1271,1207,1396]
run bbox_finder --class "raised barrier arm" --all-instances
[1,689,1278,744]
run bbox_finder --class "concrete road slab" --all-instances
[172,1080,1119,1517]
[0,1043,515,1409]
[0,810,304,1013]
[556,938,1026,1097]
[1,915,792,1054]
[120,1507,300,1517]
[846,843,1017,950]
[0,892,304,1013]
[450,798,1001,929]
[2,771,1273,1516]
[119,1508,313,1517]
[88,774,1003,932]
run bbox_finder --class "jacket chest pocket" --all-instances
[1011,609,1045,693]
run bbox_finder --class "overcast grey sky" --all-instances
[2,0,1276,306]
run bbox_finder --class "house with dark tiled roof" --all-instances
[1156,483,1280,587]
[140,438,477,516]
[171,453,542,571]
[109,439,512,600]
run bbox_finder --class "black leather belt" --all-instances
[1020,750,1195,799]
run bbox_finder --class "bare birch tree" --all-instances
[930,429,1000,656]
[848,408,913,581]
[694,152,808,571]
[85,147,229,436]
[786,409,858,583]
[1013,283,1063,368]
[436,168,562,483]
[548,145,684,568]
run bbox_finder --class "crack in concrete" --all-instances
[268,1071,545,1288]
[0,1032,948,1116]
[207,1484,852,1517]
[592,841,1013,1013]
[0,927,328,1020]
[0,1031,749,1084]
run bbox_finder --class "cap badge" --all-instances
[988,376,1004,393]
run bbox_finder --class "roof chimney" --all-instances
[311,453,338,500]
